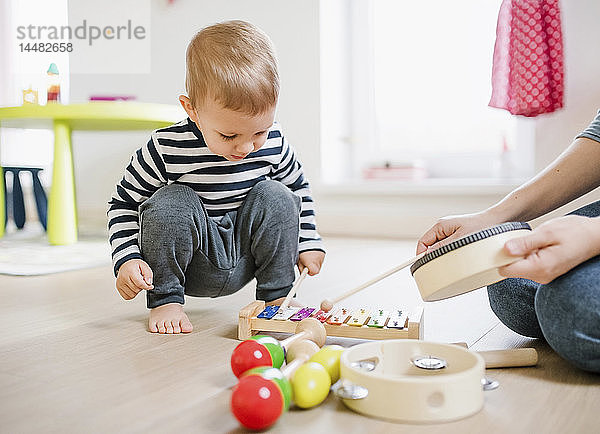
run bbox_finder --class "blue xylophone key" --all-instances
[290,307,316,321]
[257,305,280,319]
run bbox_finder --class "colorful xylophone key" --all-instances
[290,307,315,321]
[310,309,331,323]
[348,308,370,327]
[367,309,389,328]
[326,307,351,325]
[257,305,280,319]
[273,307,301,321]
[387,309,408,329]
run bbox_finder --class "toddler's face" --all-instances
[180,96,275,161]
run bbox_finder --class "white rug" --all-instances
[0,225,111,275]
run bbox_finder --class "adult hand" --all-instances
[498,215,600,284]
[115,259,154,300]
[297,250,325,276]
[416,211,503,254]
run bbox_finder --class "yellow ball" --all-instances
[309,345,344,383]
[291,362,331,408]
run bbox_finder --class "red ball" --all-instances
[231,340,273,378]
[231,375,284,430]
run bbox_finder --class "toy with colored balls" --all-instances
[290,361,331,408]
[309,345,344,383]
[242,366,292,411]
[230,339,273,378]
[231,318,326,378]
[231,374,283,430]
[230,340,321,430]
[249,335,285,368]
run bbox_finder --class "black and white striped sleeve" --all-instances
[271,135,325,253]
[107,132,168,275]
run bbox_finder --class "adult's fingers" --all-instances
[498,247,560,284]
[504,231,555,256]
[416,222,461,254]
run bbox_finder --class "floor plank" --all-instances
[0,237,597,433]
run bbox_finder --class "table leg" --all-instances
[48,120,77,245]
[0,165,4,238]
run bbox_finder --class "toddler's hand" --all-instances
[116,259,154,300]
[297,250,325,276]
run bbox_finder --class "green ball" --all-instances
[250,335,285,368]
[244,366,292,411]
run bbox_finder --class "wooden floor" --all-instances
[1,237,598,433]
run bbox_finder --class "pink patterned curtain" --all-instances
[489,0,564,117]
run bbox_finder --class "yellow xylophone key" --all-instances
[327,307,351,325]
[366,309,389,328]
[387,309,408,329]
[348,308,371,327]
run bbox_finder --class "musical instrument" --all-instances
[231,317,326,377]
[231,340,321,430]
[410,222,532,301]
[335,340,486,423]
[238,300,423,341]
[335,340,538,423]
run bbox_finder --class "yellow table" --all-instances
[0,102,184,244]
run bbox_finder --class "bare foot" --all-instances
[149,303,193,334]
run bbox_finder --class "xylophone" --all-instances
[238,300,424,341]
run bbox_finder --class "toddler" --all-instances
[108,20,325,334]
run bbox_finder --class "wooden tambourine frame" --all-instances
[410,222,531,301]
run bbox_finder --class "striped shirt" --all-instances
[108,118,324,275]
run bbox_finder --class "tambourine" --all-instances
[320,222,532,312]
[410,222,531,301]
[335,340,486,422]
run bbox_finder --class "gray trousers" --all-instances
[488,200,600,373]
[139,180,301,309]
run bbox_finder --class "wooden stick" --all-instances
[320,252,427,311]
[280,267,309,311]
[281,340,320,377]
[477,348,538,368]
[280,318,327,348]
[452,343,538,368]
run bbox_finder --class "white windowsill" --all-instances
[316,178,527,196]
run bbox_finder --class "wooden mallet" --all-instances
[320,252,427,312]
[279,267,309,312]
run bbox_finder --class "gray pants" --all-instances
[488,200,600,373]
[139,180,301,309]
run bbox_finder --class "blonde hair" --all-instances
[185,20,279,115]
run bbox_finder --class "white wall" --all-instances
[65,0,600,237]
[315,0,600,239]
[68,0,321,233]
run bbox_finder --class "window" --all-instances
[320,0,534,184]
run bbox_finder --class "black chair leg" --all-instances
[31,169,48,230]
[2,169,6,228]
[11,169,26,229]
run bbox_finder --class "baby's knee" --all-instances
[141,184,203,221]
[249,180,301,216]
[536,277,600,373]
[487,278,544,338]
